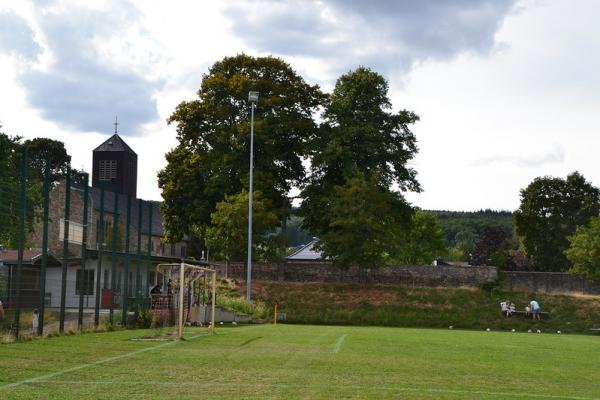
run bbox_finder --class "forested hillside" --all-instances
[287,209,514,248]
[429,209,514,247]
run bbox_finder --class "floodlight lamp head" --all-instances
[248,91,259,103]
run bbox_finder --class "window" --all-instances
[99,160,117,181]
[181,246,187,258]
[76,270,94,295]
[170,244,176,256]
[59,219,83,244]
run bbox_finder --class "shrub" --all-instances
[126,307,153,328]
[217,295,268,320]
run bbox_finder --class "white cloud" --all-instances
[400,0,600,210]
[1,0,599,211]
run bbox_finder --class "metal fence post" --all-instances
[110,192,119,324]
[121,195,132,326]
[78,173,89,329]
[145,201,153,306]
[135,199,143,306]
[13,147,27,340]
[38,161,50,336]
[94,184,105,327]
[59,166,71,333]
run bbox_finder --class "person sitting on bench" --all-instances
[530,300,541,320]
[508,301,516,316]
[500,301,511,317]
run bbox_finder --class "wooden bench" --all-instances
[503,310,550,318]
[590,328,600,334]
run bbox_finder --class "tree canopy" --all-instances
[0,126,70,248]
[205,190,279,264]
[565,216,600,281]
[315,174,413,269]
[515,172,600,271]
[471,226,514,268]
[160,62,423,268]
[301,67,420,268]
[395,211,447,265]
[158,54,324,242]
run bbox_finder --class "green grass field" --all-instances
[1,324,599,399]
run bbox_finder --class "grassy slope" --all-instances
[1,324,599,399]
[253,282,600,333]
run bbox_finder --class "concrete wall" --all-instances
[216,261,498,288]
[502,271,600,295]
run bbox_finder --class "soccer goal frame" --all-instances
[155,262,217,339]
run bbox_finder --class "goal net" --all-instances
[152,263,216,339]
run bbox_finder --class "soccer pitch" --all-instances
[1,325,599,399]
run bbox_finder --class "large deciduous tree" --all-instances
[514,172,600,271]
[470,226,514,268]
[158,55,324,242]
[565,216,600,281]
[301,67,420,268]
[316,174,413,269]
[0,125,70,248]
[395,211,447,265]
[24,137,71,182]
[0,130,20,247]
[205,190,279,271]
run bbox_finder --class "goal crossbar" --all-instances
[155,262,217,339]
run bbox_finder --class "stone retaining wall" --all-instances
[502,271,600,294]
[215,262,600,295]
[216,261,497,288]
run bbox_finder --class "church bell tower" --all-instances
[92,126,138,198]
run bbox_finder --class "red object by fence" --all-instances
[101,289,112,309]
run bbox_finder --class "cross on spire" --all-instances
[113,116,119,134]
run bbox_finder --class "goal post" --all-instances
[154,262,217,339]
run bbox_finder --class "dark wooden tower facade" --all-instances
[92,134,138,198]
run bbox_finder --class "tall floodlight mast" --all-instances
[246,91,259,302]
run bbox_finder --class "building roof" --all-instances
[286,238,324,261]
[93,134,137,155]
[0,250,61,266]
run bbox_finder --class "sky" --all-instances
[0,0,599,211]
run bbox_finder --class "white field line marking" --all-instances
[2,333,207,389]
[332,334,347,353]
[16,380,599,400]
